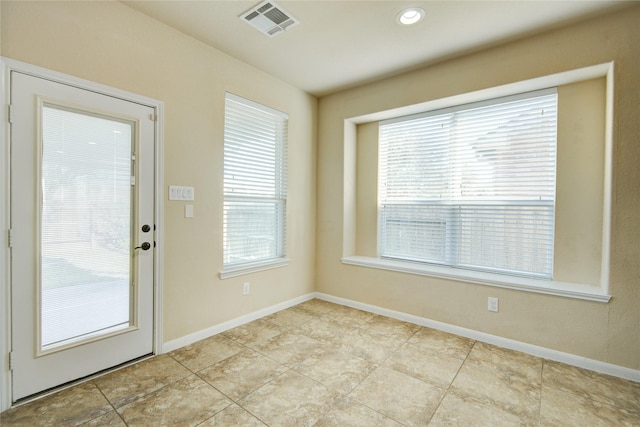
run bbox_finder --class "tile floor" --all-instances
[2,299,640,426]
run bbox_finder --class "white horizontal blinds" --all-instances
[223,93,287,267]
[379,89,558,278]
[379,113,453,264]
[41,105,132,348]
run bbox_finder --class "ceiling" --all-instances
[121,0,630,97]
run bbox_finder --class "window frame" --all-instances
[220,92,290,279]
[341,63,614,302]
[377,89,558,280]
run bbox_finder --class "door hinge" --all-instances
[7,229,13,248]
[149,113,157,122]
[131,176,136,186]
[8,105,14,123]
[9,351,14,370]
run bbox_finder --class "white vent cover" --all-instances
[240,1,299,38]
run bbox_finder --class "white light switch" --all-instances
[169,185,195,201]
[185,204,194,218]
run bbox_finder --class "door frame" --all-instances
[0,57,165,411]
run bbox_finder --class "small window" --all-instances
[378,89,558,279]
[223,93,288,269]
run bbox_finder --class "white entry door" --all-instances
[10,71,156,401]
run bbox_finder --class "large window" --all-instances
[223,93,288,270]
[378,89,558,279]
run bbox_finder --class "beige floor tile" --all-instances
[169,334,245,372]
[542,360,640,415]
[294,316,357,345]
[339,327,407,363]
[294,346,378,394]
[350,366,446,427]
[263,306,318,329]
[451,344,542,422]
[295,299,340,315]
[468,342,542,383]
[222,318,283,346]
[540,385,640,426]
[0,382,112,427]
[384,342,465,388]
[314,397,403,426]
[117,375,231,427]
[199,403,267,426]
[94,354,191,408]
[324,305,376,327]
[254,331,326,367]
[409,328,475,359]
[429,391,529,426]
[364,315,420,339]
[197,349,288,400]
[5,303,640,427]
[239,370,341,427]
[408,327,475,357]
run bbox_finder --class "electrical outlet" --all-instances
[243,282,250,295]
[488,297,499,312]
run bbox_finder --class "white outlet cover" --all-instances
[488,297,499,312]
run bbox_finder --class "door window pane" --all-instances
[40,105,133,350]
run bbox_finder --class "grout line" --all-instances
[231,368,292,426]
[93,382,129,426]
[235,302,405,425]
[425,339,477,425]
[538,358,546,425]
[191,401,235,427]
[198,320,300,426]
[291,311,421,426]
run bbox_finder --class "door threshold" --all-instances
[11,353,154,408]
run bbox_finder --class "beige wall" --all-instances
[554,79,605,285]
[2,0,639,372]
[1,1,317,343]
[317,6,640,370]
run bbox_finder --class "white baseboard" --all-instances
[161,293,316,353]
[160,291,639,384]
[315,292,640,383]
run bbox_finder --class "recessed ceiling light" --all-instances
[397,7,425,25]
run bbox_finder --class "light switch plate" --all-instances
[169,185,194,201]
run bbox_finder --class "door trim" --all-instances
[0,57,165,411]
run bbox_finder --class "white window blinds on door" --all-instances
[223,93,288,267]
[379,89,558,279]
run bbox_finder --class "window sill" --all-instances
[220,258,290,279]
[341,256,611,303]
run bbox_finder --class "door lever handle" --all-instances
[135,242,151,251]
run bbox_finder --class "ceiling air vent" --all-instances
[240,0,299,38]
